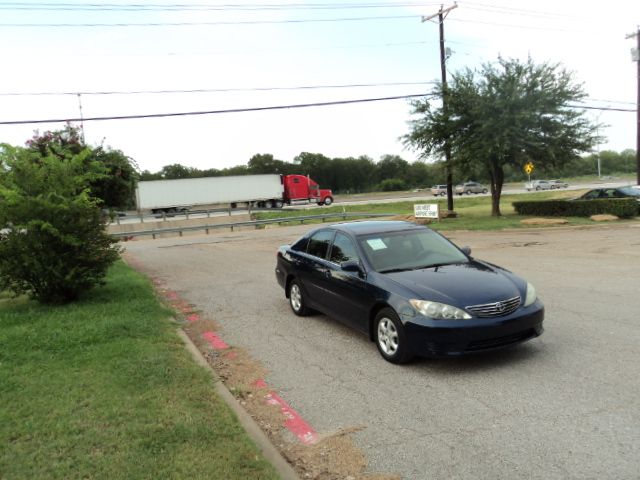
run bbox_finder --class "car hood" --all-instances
[384,260,523,306]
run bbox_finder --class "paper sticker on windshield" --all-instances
[366,238,387,250]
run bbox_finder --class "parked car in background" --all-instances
[575,186,640,202]
[454,182,488,195]
[430,185,448,196]
[548,180,569,189]
[275,221,544,364]
[525,180,552,191]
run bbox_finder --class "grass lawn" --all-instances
[257,189,640,231]
[0,262,279,480]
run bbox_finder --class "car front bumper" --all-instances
[402,302,544,357]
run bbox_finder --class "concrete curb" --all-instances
[176,329,300,480]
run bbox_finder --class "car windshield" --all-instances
[358,229,469,273]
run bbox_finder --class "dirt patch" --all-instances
[520,217,569,226]
[590,214,619,222]
[283,427,400,480]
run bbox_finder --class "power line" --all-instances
[0,93,433,125]
[0,81,437,97]
[569,105,636,112]
[0,2,441,11]
[0,14,421,27]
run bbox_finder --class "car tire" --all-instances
[288,279,310,316]
[440,192,446,197]
[536,186,541,191]
[374,308,413,364]
[466,190,472,195]
[482,189,488,194]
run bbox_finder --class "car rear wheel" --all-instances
[440,191,446,197]
[482,189,488,194]
[288,280,310,316]
[374,308,413,364]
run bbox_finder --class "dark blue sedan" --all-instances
[275,221,544,364]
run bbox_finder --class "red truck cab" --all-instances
[283,174,333,206]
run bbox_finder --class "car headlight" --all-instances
[409,299,472,320]
[524,282,537,307]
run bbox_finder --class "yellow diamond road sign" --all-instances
[524,162,534,175]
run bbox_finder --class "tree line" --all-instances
[139,148,637,195]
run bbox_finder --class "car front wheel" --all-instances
[288,279,310,316]
[374,308,413,364]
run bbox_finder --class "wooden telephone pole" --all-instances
[626,27,640,185]
[423,3,458,212]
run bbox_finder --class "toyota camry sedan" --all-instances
[275,221,544,364]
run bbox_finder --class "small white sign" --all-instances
[366,238,388,250]
[414,203,439,219]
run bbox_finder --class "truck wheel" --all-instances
[230,202,237,209]
[274,200,283,208]
[323,197,333,206]
[265,200,274,209]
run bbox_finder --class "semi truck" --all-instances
[136,174,334,214]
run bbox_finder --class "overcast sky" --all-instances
[0,0,638,173]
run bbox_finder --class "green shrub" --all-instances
[512,198,639,218]
[378,178,407,192]
[0,144,120,304]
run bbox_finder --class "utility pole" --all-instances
[423,3,458,212]
[627,27,640,185]
[77,93,86,142]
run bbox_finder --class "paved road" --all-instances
[124,222,640,479]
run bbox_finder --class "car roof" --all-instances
[320,220,427,236]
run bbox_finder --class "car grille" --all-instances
[466,329,537,352]
[466,296,521,318]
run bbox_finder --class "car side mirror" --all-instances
[461,246,472,256]
[341,260,363,273]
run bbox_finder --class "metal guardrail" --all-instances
[112,212,396,239]
[111,206,283,224]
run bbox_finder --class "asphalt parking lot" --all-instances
[124,221,640,479]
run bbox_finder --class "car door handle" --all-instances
[318,268,331,278]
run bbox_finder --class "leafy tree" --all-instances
[376,155,409,185]
[247,153,291,174]
[159,163,196,179]
[25,125,138,209]
[0,143,120,304]
[405,57,599,216]
[90,147,138,209]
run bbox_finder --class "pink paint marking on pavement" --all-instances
[225,351,238,360]
[164,290,178,300]
[253,378,268,389]
[201,331,229,350]
[186,314,200,322]
[253,378,318,445]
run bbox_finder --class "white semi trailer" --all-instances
[136,174,284,214]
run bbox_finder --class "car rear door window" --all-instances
[306,230,334,259]
[329,233,359,264]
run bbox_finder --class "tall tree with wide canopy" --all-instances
[405,57,599,216]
